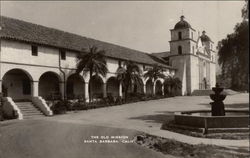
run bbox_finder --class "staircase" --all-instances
[15,102,45,119]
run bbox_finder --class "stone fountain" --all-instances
[209,83,226,116]
[172,83,248,133]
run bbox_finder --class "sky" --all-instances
[0,1,245,53]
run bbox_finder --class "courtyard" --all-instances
[0,93,249,158]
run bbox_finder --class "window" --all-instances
[22,79,31,95]
[60,50,66,60]
[31,45,38,56]
[164,57,170,65]
[178,32,182,40]
[118,60,122,67]
[143,65,146,71]
[191,32,193,39]
[178,46,182,55]
[192,46,195,54]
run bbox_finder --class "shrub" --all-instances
[0,106,4,121]
[115,96,123,105]
[0,115,3,121]
[127,93,144,102]
[105,95,116,106]
[72,100,87,110]
[50,100,67,114]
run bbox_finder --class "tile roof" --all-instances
[0,16,173,69]
[153,51,171,58]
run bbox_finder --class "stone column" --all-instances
[153,83,156,95]
[119,82,123,97]
[0,80,2,93]
[143,84,146,94]
[84,82,89,102]
[162,85,164,96]
[103,83,107,98]
[32,81,39,96]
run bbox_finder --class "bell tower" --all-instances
[169,15,199,95]
[169,15,197,55]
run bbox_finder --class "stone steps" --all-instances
[15,102,46,119]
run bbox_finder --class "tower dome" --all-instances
[174,15,191,29]
[200,31,211,42]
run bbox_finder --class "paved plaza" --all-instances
[0,93,249,158]
[45,93,249,148]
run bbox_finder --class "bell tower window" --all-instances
[178,46,182,55]
[178,32,182,40]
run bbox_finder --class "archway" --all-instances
[39,72,60,100]
[2,69,33,101]
[163,80,171,96]
[146,79,154,95]
[155,80,163,95]
[66,74,85,99]
[128,78,143,94]
[106,77,119,97]
[89,75,104,100]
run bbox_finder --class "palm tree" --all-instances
[116,61,142,101]
[76,46,108,102]
[144,64,165,94]
[164,76,182,96]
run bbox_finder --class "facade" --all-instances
[0,15,216,118]
[0,16,174,103]
[155,16,216,95]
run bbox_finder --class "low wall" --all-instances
[175,110,249,129]
[2,97,23,120]
[32,96,53,116]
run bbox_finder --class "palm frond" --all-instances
[76,45,107,77]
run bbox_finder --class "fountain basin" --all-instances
[210,94,226,101]
[174,110,249,129]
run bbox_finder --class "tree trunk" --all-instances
[89,70,93,102]
[124,79,130,102]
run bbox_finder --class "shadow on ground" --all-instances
[129,112,174,124]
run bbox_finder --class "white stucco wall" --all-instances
[106,58,119,74]
[0,39,173,100]
[189,56,199,93]
[170,41,190,55]
[171,28,197,41]
[170,56,188,95]
[210,62,216,88]
[171,28,189,41]
[1,40,59,67]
